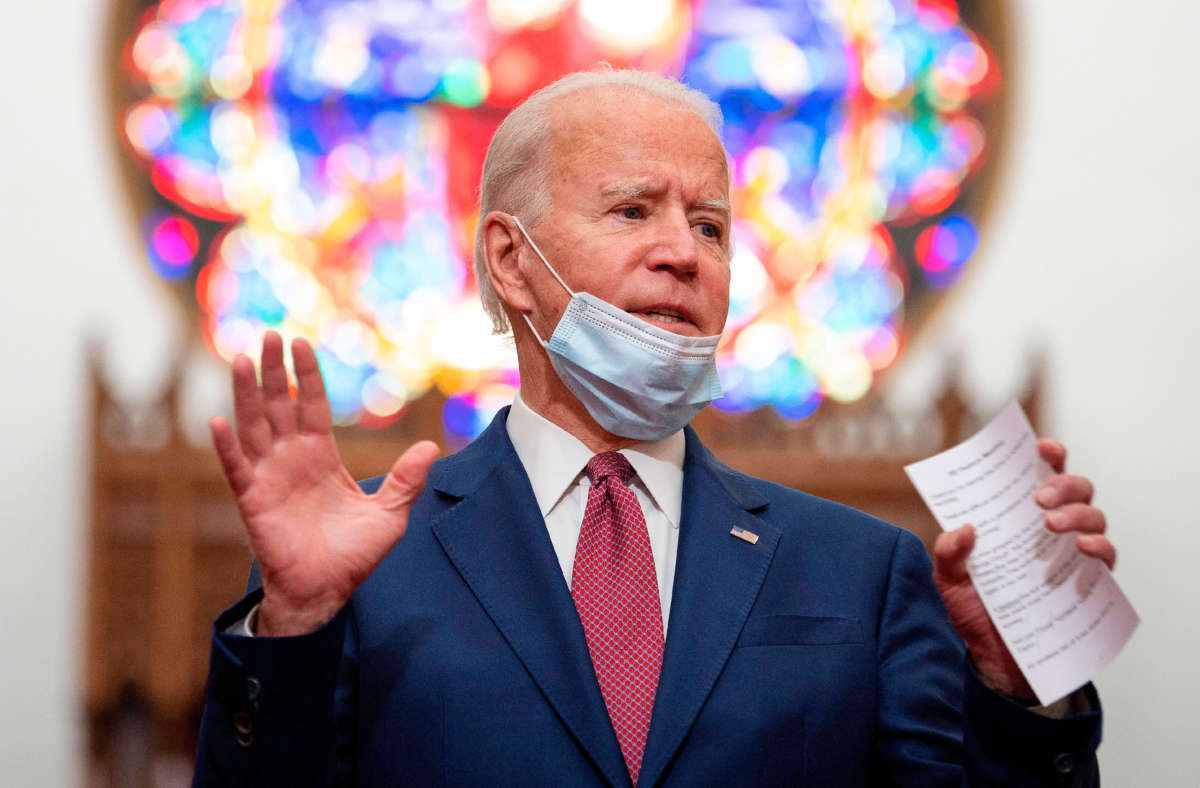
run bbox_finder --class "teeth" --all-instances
[644,311,683,323]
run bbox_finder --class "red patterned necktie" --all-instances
[572,451,664,786]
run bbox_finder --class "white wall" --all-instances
[0,1,1195,784]
[1,2,180,785]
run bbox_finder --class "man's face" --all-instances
[523,88,732,340]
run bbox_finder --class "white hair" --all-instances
[473,67,724,333]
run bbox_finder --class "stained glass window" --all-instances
[119,0,1000,437]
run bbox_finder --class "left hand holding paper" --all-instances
[931,439,1117,700]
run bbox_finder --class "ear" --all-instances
[481,211,536,315]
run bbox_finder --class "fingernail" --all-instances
[1035,487,1059,507]
[1045,511,1066,531]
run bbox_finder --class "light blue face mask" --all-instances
[513,216,723,441]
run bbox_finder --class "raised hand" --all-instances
[209,331,439,637]
[932,439,1116,700]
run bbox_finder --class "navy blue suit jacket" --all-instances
[195,409,1101,786]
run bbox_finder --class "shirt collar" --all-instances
[506,394,685,528]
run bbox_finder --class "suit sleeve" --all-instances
[872,529,1102,787]
[192,587,359,787]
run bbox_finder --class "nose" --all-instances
[644,209,700,277]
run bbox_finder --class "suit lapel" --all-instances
[429,411,631,788]
[637,429,779,788]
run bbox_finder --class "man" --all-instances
[194,70,1114,786]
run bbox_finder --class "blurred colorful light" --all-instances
[121,0,998,439]
[916,213,978,289]
[146,213,200,279]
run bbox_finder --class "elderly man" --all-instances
[194,70,1112,786]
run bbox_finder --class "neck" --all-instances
[513,326,639,454]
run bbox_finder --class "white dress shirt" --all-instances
[506,394,685,634]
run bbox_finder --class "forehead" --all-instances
[546,88,730,202]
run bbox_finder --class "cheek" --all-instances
[703,270,732,330]
[711,263,732,303]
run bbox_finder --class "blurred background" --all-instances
[1,0,1197,784]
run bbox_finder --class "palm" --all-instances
[210,332,438,636]
[234,434,380,603]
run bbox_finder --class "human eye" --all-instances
[617,205,644,220]
[696,220,723,240]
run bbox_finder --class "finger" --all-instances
[210,416,254,497]
[292,338,332,435]
[933,525,975,586]
[1038,438,1067,474]
[377,441,440,516]
[1035,474,1095,508]
[231,353,272,461]
[1044,503,1107,535]
[260,331,296,438]
[1077,534,1117,570]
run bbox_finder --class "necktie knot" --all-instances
[585,451,634,486]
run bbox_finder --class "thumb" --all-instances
[932,525,975,587]
[377,440,440,515]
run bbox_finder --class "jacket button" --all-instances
[1053,752,1076,775]
[246,676,262,710]
[234,710,254,748]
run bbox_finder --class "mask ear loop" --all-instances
[521,313,549,346]
[513,216,574,296]
[512,215,573,347]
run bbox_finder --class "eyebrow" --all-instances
[599,181,731,217]
[599,179,659,201]
[695,198,731,216]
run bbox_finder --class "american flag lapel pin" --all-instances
[730,525,759,545]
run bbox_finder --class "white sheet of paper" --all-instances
[904,401,1139,705]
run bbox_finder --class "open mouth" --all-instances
[640,310,685,324]
[631,305,696,333]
